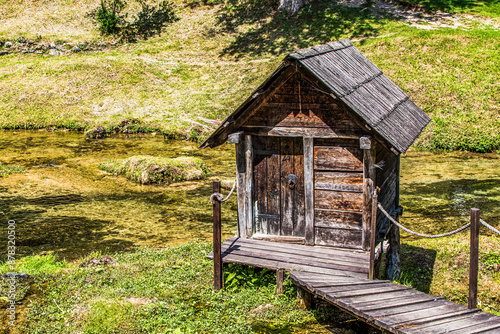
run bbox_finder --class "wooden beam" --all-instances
[369,192,378,280]
[303,137,315,246]
[362,137,376,251]
[236,140,246,238]
[244,135,254,238]
[228,131,243,144]
[469,208,480,309]
[240,125,364,139]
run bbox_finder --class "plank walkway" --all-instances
[208,237,500,334]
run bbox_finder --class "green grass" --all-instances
[1,243,342,333]
[0,0,499,148]
[0,163,26,177]
[98,155,211,184]
[397,234,500,316]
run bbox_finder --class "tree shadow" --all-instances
[398,244,437,294]
[210,0,395,59]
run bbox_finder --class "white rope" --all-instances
[480,219,500,236]
[378,203,471,238]
[209,179,236,204]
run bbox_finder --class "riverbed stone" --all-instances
[49,49,59,56]
[4,41,12,48]
[73,46,81,52]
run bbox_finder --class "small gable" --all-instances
[241,72,366,139]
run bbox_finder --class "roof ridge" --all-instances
[288,39,353,60]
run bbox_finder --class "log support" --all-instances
[386,223,401,280]
[213,181,223,291]
[276,268,285,295]
[297,287,314,309]
[468,208,480,309]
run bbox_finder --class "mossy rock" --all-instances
[99,155,210,185]
[85,126,107,139]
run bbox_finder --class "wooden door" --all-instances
[313,138,365,249]
[253,136,305,237]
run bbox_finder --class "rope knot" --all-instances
[209,192,224,204]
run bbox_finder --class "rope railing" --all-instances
[377,203,471,238]
[480,219,500,236]
[209,179,236,204]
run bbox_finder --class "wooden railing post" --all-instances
[369,192,378,280]
[468,208,480,309]
[213,181,223,291]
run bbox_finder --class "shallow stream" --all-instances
[0,131,498,261]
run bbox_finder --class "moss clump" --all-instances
[0,163,25,177]
[99,155,210,184]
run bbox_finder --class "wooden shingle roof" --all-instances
[201,39,430,153]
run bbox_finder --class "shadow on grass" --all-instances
[399,244,437,293]
[211,0,395,58]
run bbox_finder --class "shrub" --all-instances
[90,0,178,42]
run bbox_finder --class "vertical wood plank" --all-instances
[362,137,376,251]
[267,137,281,235]
[369,192,378,279]
[276,268,285,295]
[245,135,254,238]
[236,140,246,238]
[280,137,294,236]
[213,181,223,291]
[253,136,268,234]
[293,137,305,237]
[469,208,480,309]
[304,137,314,246]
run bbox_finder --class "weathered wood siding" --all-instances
[313,138,364,249]
[375,143,399,243]
[241,73,366,139]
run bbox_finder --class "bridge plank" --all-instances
[400,312,497,334]
[446,319,500,334]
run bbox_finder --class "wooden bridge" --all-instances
[208,237,500,334]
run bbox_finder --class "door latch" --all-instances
[286,174,298,189]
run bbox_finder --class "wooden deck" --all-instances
[208,237,500,334]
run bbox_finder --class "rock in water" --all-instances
[73,46,81,53]
[85,126,107,139]
[5,42,12,48]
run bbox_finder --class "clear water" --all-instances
[0,131,499,261]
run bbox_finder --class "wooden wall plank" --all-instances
[314,210,363,230]
[253,136,268,234]
[315,190,363,211]
[315,227,363,249]
[315,171,363,193]
[280,137,294,236]
[314,146,363,171]
[267,137,281,235]
[293,137,305,237]
[304,137,315,245]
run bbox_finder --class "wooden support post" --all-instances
[469,208,480,309]
[244,135,253,238]
[297,287,314,309]
[369,192,378,280]
[276,268,285,295]
[213,181,223,291]
[236,140,246,238]
[303,137,314,246]
[362,136,376,251]
[386,222,401,280]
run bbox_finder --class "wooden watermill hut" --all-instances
[201,39,430,279]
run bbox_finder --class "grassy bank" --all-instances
[98,155,211,184]
[0,0,499,151]
[0,236,498,332]
[0,242,376,333]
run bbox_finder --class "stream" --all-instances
[0,130,498,262]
